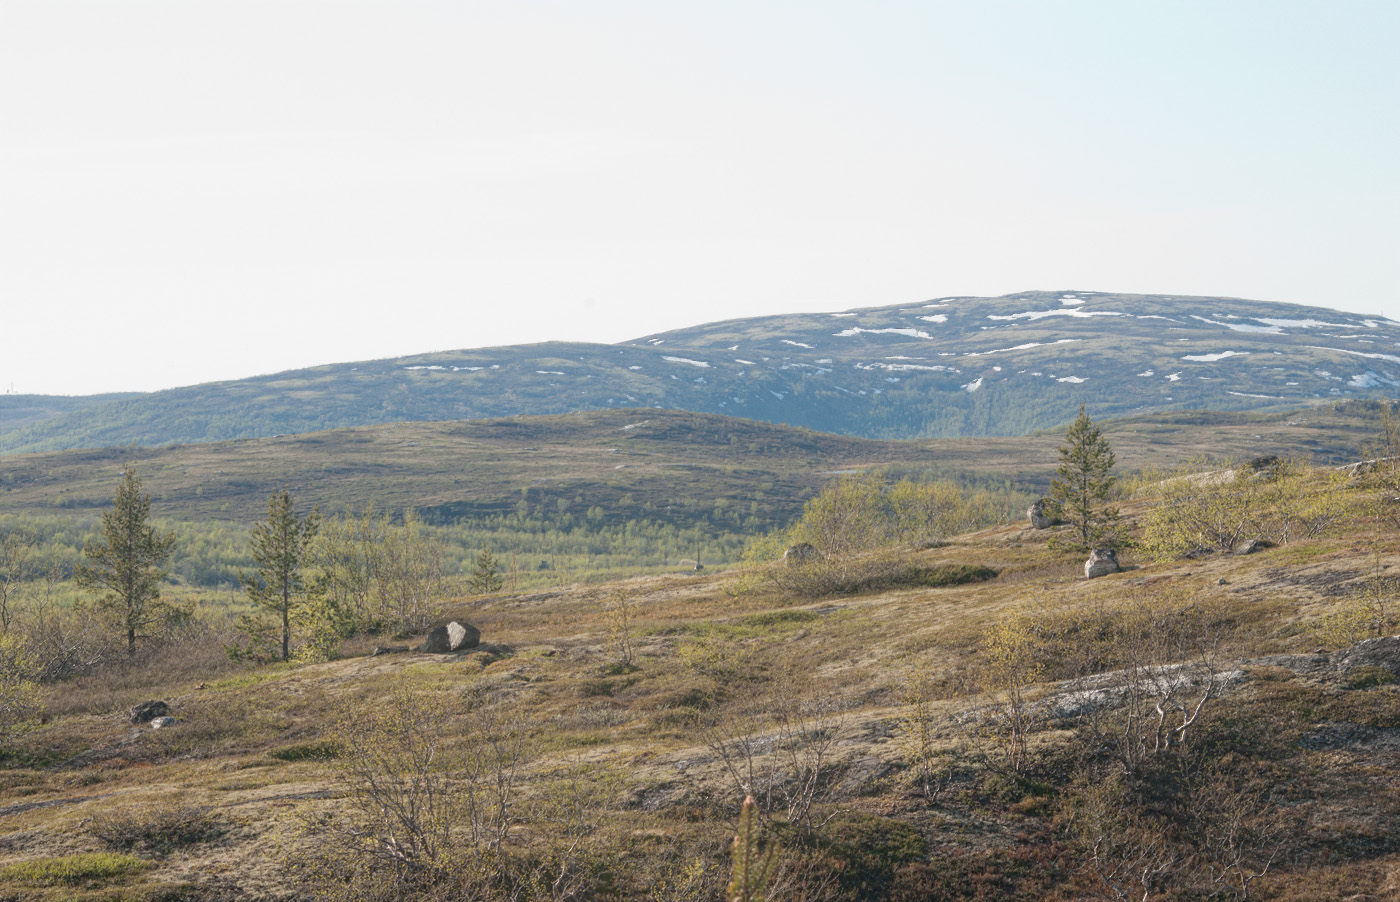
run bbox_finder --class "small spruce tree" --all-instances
[75,465,181,656]
[469,547,503,595]
[240,490,320,662]
[1049,404,1119,551]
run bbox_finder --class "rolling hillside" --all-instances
[2,291,1398,453]
[0,404,1384,529]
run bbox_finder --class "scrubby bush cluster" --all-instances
[739,474,1018,597]
[1134,456,1354,559]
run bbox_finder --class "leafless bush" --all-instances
[1061,598,1226,775]
[88,804,225,856]
[1072,776,1181,902]
[703,688,845,832]
[1190,763,1289,901]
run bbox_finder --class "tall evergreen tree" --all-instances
[241,490,320,662]
[75,466,180,656]
[1049,404,1119,551]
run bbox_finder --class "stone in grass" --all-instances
[130,700,171,724]
[1084,548,1120,579]
[149,716,177,729]
[418,621,481,654]
[1027,498,1057,530]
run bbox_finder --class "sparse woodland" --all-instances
[2,404,1400,900]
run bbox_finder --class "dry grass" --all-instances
[3,471,1400,899]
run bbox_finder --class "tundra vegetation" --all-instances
[1,404,1399,900]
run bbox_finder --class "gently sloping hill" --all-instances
[0,403,1385,528]
[4,470,1400,899]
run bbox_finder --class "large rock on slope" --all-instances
[1027,499,1056,529]
[129,700,171,724]
[1084,548,1120,579]
[418,621,481,654]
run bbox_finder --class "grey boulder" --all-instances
[418,621,481,654]
[130,700,171,724]
[1084,548,1121,579]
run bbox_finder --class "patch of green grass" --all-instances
[204,664,294,691]
[737,609,821,629]
[1345,665,1396,690]
[268,740,342,761]
[671,609,822,641]
[0,852,151,886]
[904,563,999,587]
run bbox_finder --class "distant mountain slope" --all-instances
[0,405,1381,529]
[3,291,1397,452]
[0,393,140,434]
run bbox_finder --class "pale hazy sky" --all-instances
[3,1,1398,396]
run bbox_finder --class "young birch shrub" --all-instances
[291,681,531,900]
[1314,547,1400,649]
[605,589,638,672]
[703,687,845,833]
[1138,457,1360,560]
[1054,594,1225,776]
[896,656,959,803]
[0,633,42,748]
[972,610,1045,778]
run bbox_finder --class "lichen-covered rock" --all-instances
[418,621,481,654]
[130,700,171,724]
[1084,548,1120,579]
[149,716,177,729]
[1234,538,1274,555]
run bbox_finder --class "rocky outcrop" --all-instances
[130,700,171,724]
[1084,548,1120,579]
[418,621,481,654]
[1027,499,1057,530]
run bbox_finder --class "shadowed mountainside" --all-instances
[3,291,1398,453]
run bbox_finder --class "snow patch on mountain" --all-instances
[1260,318,1354,330]
[1350,372,1400,388]
[1307,346,1400,366]
[962,377,983,393]
[965,339,1081,357]
[988,309,1124,321]
[918,314,948,324]
[1057,376,1087,384]
[1182,351,1248,362]
[1189,315,1281,334]
[782,340,815,349]
[663,356,710,368]
[834,327,934,339]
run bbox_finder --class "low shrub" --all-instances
[88,804,226,855]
